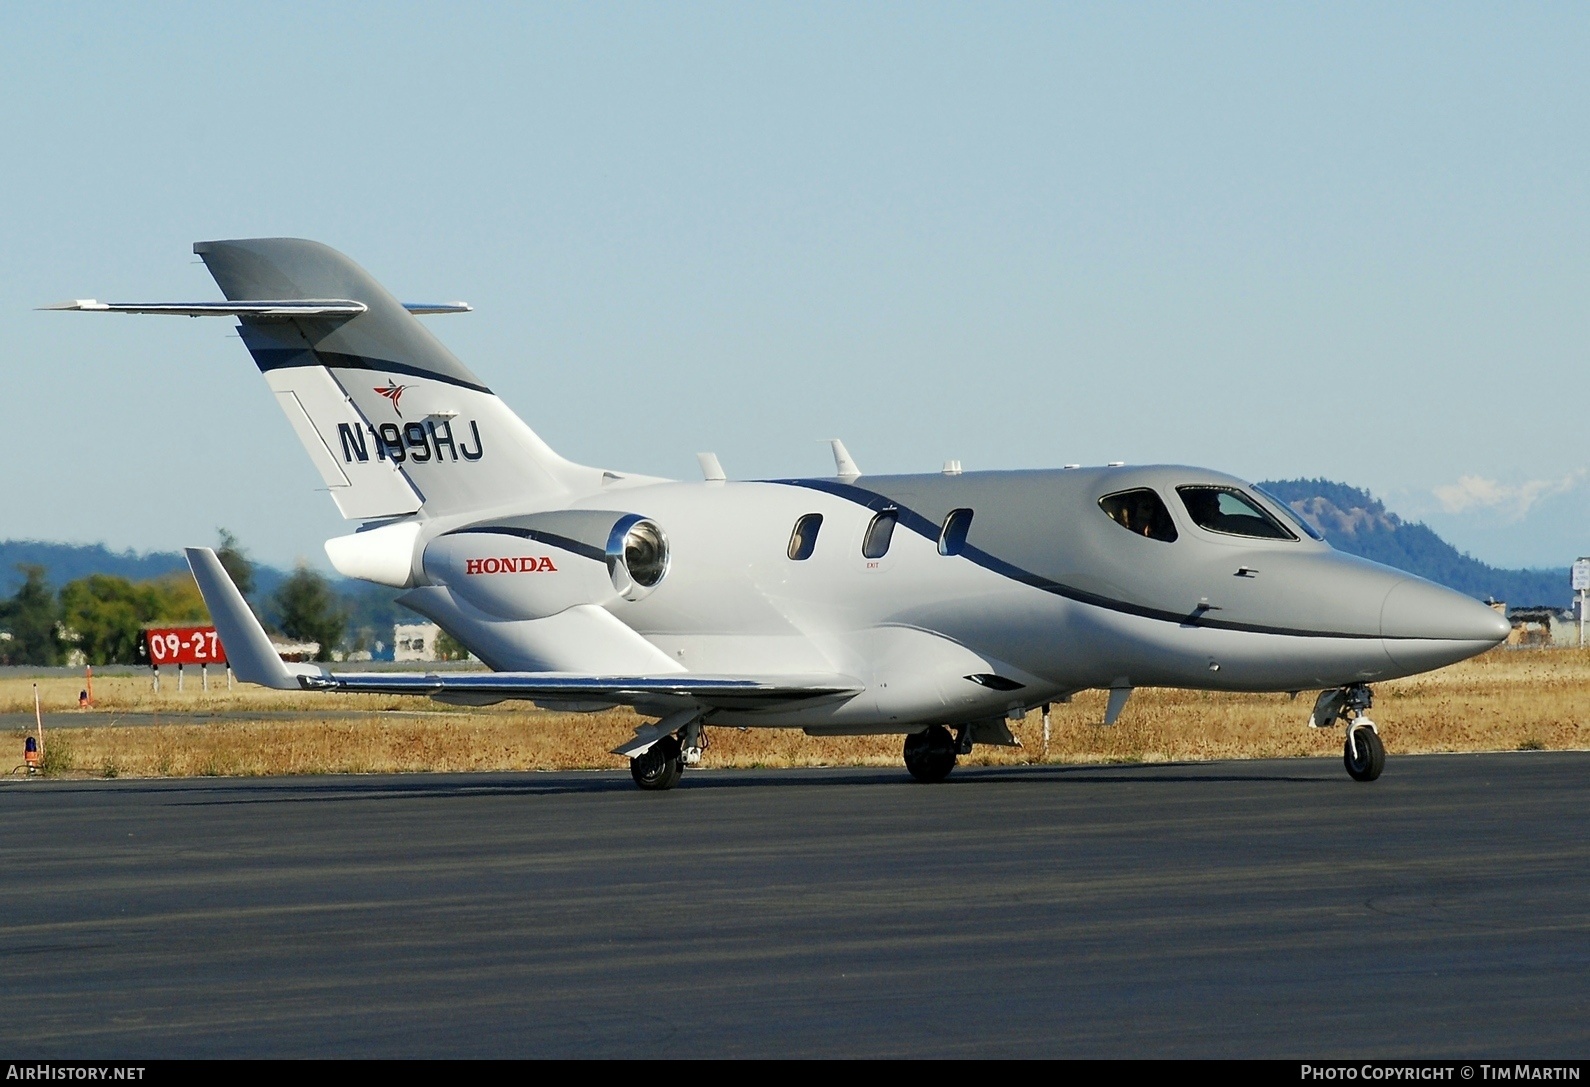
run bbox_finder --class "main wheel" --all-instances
[903,725,958,783]
[1343,727,1385,782]
[631,735,684,791]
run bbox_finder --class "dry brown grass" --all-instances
[0,672,488,716]
[7,647,1590,779]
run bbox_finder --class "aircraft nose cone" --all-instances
[1381,577,1510,671]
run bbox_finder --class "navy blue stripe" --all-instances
[767,478,1387,641]
[444,525,608,564]
[243,346,494,395]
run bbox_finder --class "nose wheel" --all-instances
[1343,724,1384,782]
[1311,684,1385,782]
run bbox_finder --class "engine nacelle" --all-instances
[421,510,669,621]
[324,521,425,588]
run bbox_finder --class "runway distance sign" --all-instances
[144,626,227,665]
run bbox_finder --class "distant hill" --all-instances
[0,541,193,596]
[0,540,409,655]
[1257,479,1569,608]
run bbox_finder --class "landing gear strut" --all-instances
[1311,683,1384,782]
[903,725,958,783]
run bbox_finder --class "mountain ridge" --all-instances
[1257,479,1568,608]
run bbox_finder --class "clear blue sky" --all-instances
[3,3,1587,570]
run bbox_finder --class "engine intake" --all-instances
[606,515,669,597]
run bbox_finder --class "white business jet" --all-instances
[48,239,1510,788]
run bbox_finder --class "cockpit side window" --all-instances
[1176,486,1296,540]
[787,513,823,560]
[1098,489,1179,543]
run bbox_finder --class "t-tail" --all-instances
[190,238,595,521]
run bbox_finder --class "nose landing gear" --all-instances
[1310,683,1384,782]
[1343,723,1385,782]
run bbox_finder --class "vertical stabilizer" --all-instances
[194,238,590,520]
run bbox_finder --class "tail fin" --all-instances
[195,238,589,520]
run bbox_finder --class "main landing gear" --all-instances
[903,725,960,783]
[902,720,1022,783]
[627,717,705,791]
[1311,683,1385,782]
[630,734,684,790]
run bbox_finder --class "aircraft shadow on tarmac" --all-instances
[24,760,1342,808]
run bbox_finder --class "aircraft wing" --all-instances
[296,670,859,709]
[183,547,858,711]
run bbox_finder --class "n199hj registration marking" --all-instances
[337,420,482,464]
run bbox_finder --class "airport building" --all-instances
[393,622,443,662]
[1504,605,1583,648]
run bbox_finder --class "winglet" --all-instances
[184,547,322,690]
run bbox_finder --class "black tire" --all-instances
[1343,727,1385,782]
[631,735,684,791]
[903,725,958,783]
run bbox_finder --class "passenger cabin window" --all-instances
[862,509,898,559]
[938,508,973,556]
[787,513,823,560]
[1098,489,1178,543]
[1176,486,1296,540]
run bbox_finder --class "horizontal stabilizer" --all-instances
[42,299,368,317]
[40,299,470,317]
[400,302,472,315]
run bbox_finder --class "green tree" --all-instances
[59,575,158,664]
[0,565,62,665]
[216,528,255,598]
[273,564,346,662]
[146,573,210,624]
[435,629,472,661]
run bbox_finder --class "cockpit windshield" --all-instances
[1176,486,1295,540]
[1252,485,1326,541]
[1098,489,1178,543]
